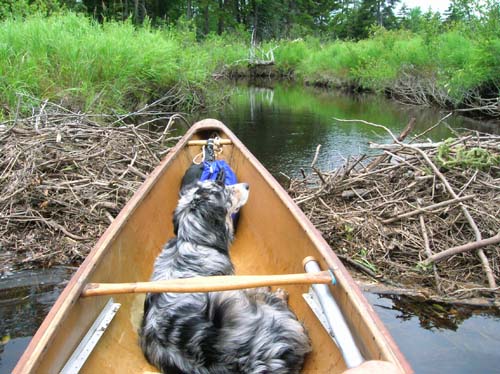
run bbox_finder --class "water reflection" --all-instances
[373,294,500,331]
[365,293,500,374]
[204,82,498,177]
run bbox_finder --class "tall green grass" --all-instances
[0,13,498,117]
[291,28,499,105]
[0,13,226,114]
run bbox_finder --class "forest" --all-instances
[1,0,492,40]
[0,0,499,117]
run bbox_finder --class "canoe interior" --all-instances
[16,120,411,373]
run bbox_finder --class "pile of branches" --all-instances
[289,118,500,303]
[390,71,500,118]
[0,98,183,273]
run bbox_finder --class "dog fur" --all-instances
[140,180,311,374]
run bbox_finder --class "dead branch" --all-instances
[381,195,475,224]
[311,144,327,185]
[424,233,500,265]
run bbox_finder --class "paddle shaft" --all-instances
[82,271,333,297]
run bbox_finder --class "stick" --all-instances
[410,112,452,143]
[365,117,416,171]
[424,232,500,265]
[311,144,327,185]
[419,211,441,292]
[358,281,499,308]
[81,271,334,297]
[381,195,475,224]
[369,142,443,150]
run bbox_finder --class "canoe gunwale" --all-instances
[14,118,412,374]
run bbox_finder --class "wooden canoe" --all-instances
[14,119,412,373]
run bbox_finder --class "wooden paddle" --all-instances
[81,270,334,297]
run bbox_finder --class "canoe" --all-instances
[14,119,412,373]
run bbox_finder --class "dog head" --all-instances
[173,180,249,251]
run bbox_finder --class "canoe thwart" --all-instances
[81,270,334,297]
[187,139,232,146]
[303,258,365,369]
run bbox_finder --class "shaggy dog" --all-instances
[140,180,311,374]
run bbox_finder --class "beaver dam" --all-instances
[287,118,500,306]
[0,98,181,273]
[1,101,499,306]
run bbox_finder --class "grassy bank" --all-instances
[0,13,229,116]
[283,28,499,113]
[0,13,499,118]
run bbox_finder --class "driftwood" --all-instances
[381,194,475,224]
[288,117,500,302]
[358,281,500,308]
[366,117,416,171]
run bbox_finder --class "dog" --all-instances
[140,180,311,374]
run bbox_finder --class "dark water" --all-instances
[0,267,75,373]
[1,83,499,373]
[365,293,500,374]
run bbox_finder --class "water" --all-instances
[0,267,75,373]
[202,82,497,178]
[365,293,500,374]
[2,82,499,372]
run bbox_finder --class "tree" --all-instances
[445,0,475,23]
[398,6,425,33]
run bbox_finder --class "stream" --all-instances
[1,82,499,373]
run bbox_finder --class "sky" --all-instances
[399,0,451,14]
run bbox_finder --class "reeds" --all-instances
[0,13,218,116]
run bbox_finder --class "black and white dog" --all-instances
[140,180,311,373]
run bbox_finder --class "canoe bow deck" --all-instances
[14,119,412,373]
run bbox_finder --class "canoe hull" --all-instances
[14,119,412,373]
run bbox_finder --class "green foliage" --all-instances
[0,13,223,114]
[295,20,499,107]
[436,139,500,170]
[272,38,313,72]
[0,0,63,19]
[0,1,499,116]
[201,31,248,72]
[354,248,377,273]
